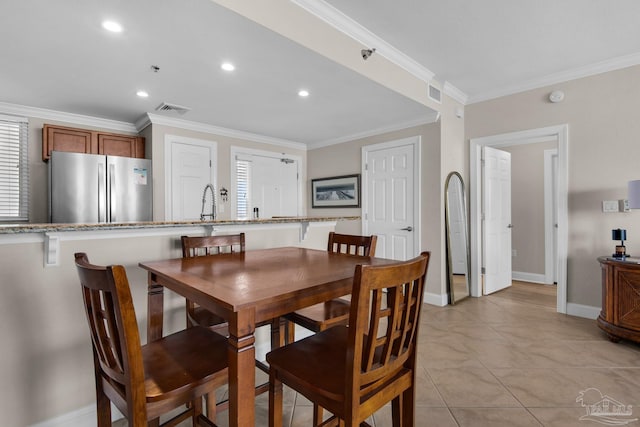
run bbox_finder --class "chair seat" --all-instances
[284,299,351,332]
[142,326,228,402]
[269,325,411,422]
[267,326,348,402]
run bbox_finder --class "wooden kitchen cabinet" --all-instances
[597,256,640,344]
[42,125,96,159]
[97,133,145,158]
[42,124,145,160]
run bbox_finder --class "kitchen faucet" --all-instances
[200,184,216,220]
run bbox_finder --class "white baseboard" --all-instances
[566,303,601,320]
[424,292,448,307]
[30,404,123,427]
[512,271,548,284]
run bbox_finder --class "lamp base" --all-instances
[615,244,627,258]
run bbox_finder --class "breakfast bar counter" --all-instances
[0,216,359,267]
[0,216,358,234]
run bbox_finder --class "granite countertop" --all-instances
[0,216,359,234]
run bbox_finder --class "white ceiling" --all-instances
[0,0,433,147]
[2,0,640,146]
[323,0,640,103]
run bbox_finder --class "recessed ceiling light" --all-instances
[136,90,149,98]
[298,90,310,97]
[102,20,123,33]
[221,62,235,72]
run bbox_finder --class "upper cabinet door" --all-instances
[98,133,145,158]
[42,124,96,160]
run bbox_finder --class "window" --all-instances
[236,158,251,219]
[0,115,29,221]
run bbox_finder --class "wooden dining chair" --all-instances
[181,233,246,336]
[74,252,228,427]
[268,252,430,427]
[284,232,378,343]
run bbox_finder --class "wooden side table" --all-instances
[597,256,640,344]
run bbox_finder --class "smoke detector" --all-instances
[155,102,191,115]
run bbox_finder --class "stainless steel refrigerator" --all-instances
[49,151,152,223]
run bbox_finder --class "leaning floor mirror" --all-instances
[445,171,471,304]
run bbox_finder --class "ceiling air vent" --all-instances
[428,83,442,104]
[155,102,191,115]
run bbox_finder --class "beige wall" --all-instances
[466,64,640,307]
[503,141,556,275]
[307,122,444,297]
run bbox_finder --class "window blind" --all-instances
[236,159,251,219]
[0,115,29,221]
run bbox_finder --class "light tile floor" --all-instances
[116,282,640,426]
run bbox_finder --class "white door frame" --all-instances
[361,136,421,256]
[470,124,568,313]
[164,134,217,220]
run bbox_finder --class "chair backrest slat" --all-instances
[348,252,430,398]
[85,287,125,377]
[327,232,377,257]
[181,233,245,258]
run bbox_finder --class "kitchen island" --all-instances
[0,216,358,427]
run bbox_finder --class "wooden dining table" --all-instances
[139,246,398,427]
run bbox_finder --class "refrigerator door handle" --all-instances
[98,161,106,222]
[109,163,116,223]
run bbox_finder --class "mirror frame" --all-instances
[445,171,471,304]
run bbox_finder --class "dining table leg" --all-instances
[228,310,256,427]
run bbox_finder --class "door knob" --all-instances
[507,224,513,228]
[401,226,413,232]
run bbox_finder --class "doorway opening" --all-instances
[470,125,569,313]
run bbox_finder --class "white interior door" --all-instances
[482,146,512,294]
[167,136,216,221]
[250,155,299,219]
[363,137,419,261]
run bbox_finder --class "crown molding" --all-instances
[135,114,152,132]
[307,112,438,150]
[144,113,307,151]
[291,0,435,83]
[443,81,468,105]
[0,102,138,133]
[469,52,640,104]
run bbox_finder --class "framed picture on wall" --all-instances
[311,174,360,208]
